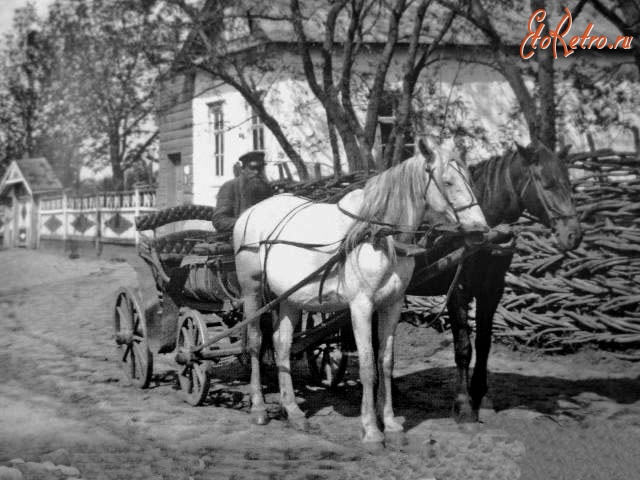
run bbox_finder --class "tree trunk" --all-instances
[326,111,342,177]
[260,113,309,180]
[532,0,556,150]
[448,0,541,142]
[109,132,124,191]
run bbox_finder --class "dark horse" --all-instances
[406,141,582,420]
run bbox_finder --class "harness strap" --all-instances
[337,203,428,234]
[259,238,342,251]
[189,249,346,354]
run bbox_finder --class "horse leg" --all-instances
[245,293,269,425]
[447,285,474,422]
[350,296,384,447]
[470,289,501,418]
[376,300,405,443]
[272,301,307,430]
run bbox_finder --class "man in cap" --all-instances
[211,151,273,234]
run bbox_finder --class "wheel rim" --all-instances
[114,288,153,389]
[176,310,211,406]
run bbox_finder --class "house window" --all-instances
[251,107,265,151]
[209,102,224,176]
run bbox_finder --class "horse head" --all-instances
[516,141,583,251]
[418,137,488,237]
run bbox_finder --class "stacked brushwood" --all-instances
[285,152,640,356]
[140,152,638,356]
[491,150,640,357]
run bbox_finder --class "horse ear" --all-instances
[558,144,572,160]
[418,138,435,166]
[516,142,534,165]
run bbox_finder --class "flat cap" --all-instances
[239,151,265,166]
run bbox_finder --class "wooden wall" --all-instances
[157,71,195,208]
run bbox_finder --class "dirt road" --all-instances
[1,249,639,480]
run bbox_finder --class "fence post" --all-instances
[95,192,102,256]
[631,125,639,156]
[62,190,68,250]
[134,185,140,246]
[36,196,41,249]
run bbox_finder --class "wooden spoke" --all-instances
[176,309,211,406]
[113,288,153,389]
[304,313,348,388]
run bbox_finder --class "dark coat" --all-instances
[211,171,272,233]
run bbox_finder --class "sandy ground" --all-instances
[1,248,639,480]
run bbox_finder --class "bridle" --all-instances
[507,151,576,225]
[336,157,480,236]
[445,159,480,223]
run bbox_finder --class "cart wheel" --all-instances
[114,287,153,388]
[304,313,348,388]
[176,309,211,406]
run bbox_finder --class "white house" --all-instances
[156,0,637,210]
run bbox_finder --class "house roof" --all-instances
[0,157,63,197]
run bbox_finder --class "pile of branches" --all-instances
[492,150,640,357]
[290,152,640,356]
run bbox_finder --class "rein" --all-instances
[337,203,431,236]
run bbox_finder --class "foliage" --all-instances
[0,0,160,190]
[42,0,160,189]
[0,3,51,174]
[558,61,640,148]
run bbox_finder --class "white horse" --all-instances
[233,139,487,447]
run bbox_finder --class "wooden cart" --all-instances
[113,205,511,406]
[113,205,353,406]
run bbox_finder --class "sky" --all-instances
[0,0,53,37]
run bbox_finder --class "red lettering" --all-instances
[521,8,633,58]
[547,7,574,58]
[569,36,580,49]
[580,24,594,48]
[520,9,547,59]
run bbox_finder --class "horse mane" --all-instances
[342,155,430,262]
[469,151,516,213]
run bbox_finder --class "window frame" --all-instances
[251,106,265,152]
[208,101,225,176]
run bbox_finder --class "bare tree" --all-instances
[290,0,453,170]
[436,0,549,146]
[588,0,640,72]
[155,0,310,179]
[151,0,455,176]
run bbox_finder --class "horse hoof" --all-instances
[362,440,385,453]
[453,403,476,423]
[384,430,407,448]
[287,415,309,432]
[251,410,269,426]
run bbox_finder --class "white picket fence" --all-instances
[39,187,156,246]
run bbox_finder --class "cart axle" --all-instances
[175,350,195,365]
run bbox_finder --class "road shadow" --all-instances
[299,364,640,430]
